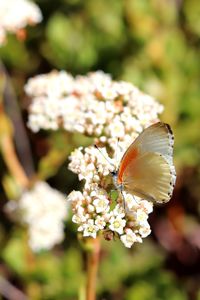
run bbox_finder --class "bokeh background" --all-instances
[0,0,200,299]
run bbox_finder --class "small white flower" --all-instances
[127,207,149,226]
[112,204,125,218]
[120,229,138,248]
[113,81,134,98]
[82,219,99,238]
[98,85,118,100]
[135,208,149,225]
[72,209,87,224]
[106,116,125,139]
[89,71,112,89]
[109,216,126,235]
[67,190,84,210]
[124,193,138,210]
[88,204,95,213]
[139,222,151,238]
[140,200,153,214]
[95,216,106,230]
[93,196,109,213]
[67,190,84,202]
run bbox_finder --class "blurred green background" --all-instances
[0,0,200,299]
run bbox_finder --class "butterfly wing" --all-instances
[118,122,176,203]
[122,152,174,203]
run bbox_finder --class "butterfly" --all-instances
[111,122,176,203]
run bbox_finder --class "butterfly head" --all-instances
[110,170,117,177]
[111,170,123,191]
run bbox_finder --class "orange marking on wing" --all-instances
[118,148,138,184]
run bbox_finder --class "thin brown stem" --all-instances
[1,134,29,188]
[0,71,29,189]
[86,238,101,300]
[0,61,35,177]
[0,276,28,300]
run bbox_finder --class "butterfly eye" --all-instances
[111,171,117,176]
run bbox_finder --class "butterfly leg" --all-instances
[119,186,127,212]
[132,194,139,205]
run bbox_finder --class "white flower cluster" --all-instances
[0,0,42,46]
[67,146,153,248]
[26,70,163,151]
[68,146,115,183]
[26,70,163,248]
[6,182,67,252]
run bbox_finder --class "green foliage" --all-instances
[38,131,72,180]
[2,230,84,299]
[125,277,187,300]
[44,12,97,70]
[99,239,164,291]
[0,36,35,72]
[2,230,28,275]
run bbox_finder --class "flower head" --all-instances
[5,181,68,252]
[67,146,153,248]
[0,0,42,46]
[26,71,163,148]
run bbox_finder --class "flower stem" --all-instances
[1,134,29,188]
[0,67,29,190]
[86,237,101,300]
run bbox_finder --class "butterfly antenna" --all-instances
[114,138,120,163]
[94,144,115,168]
